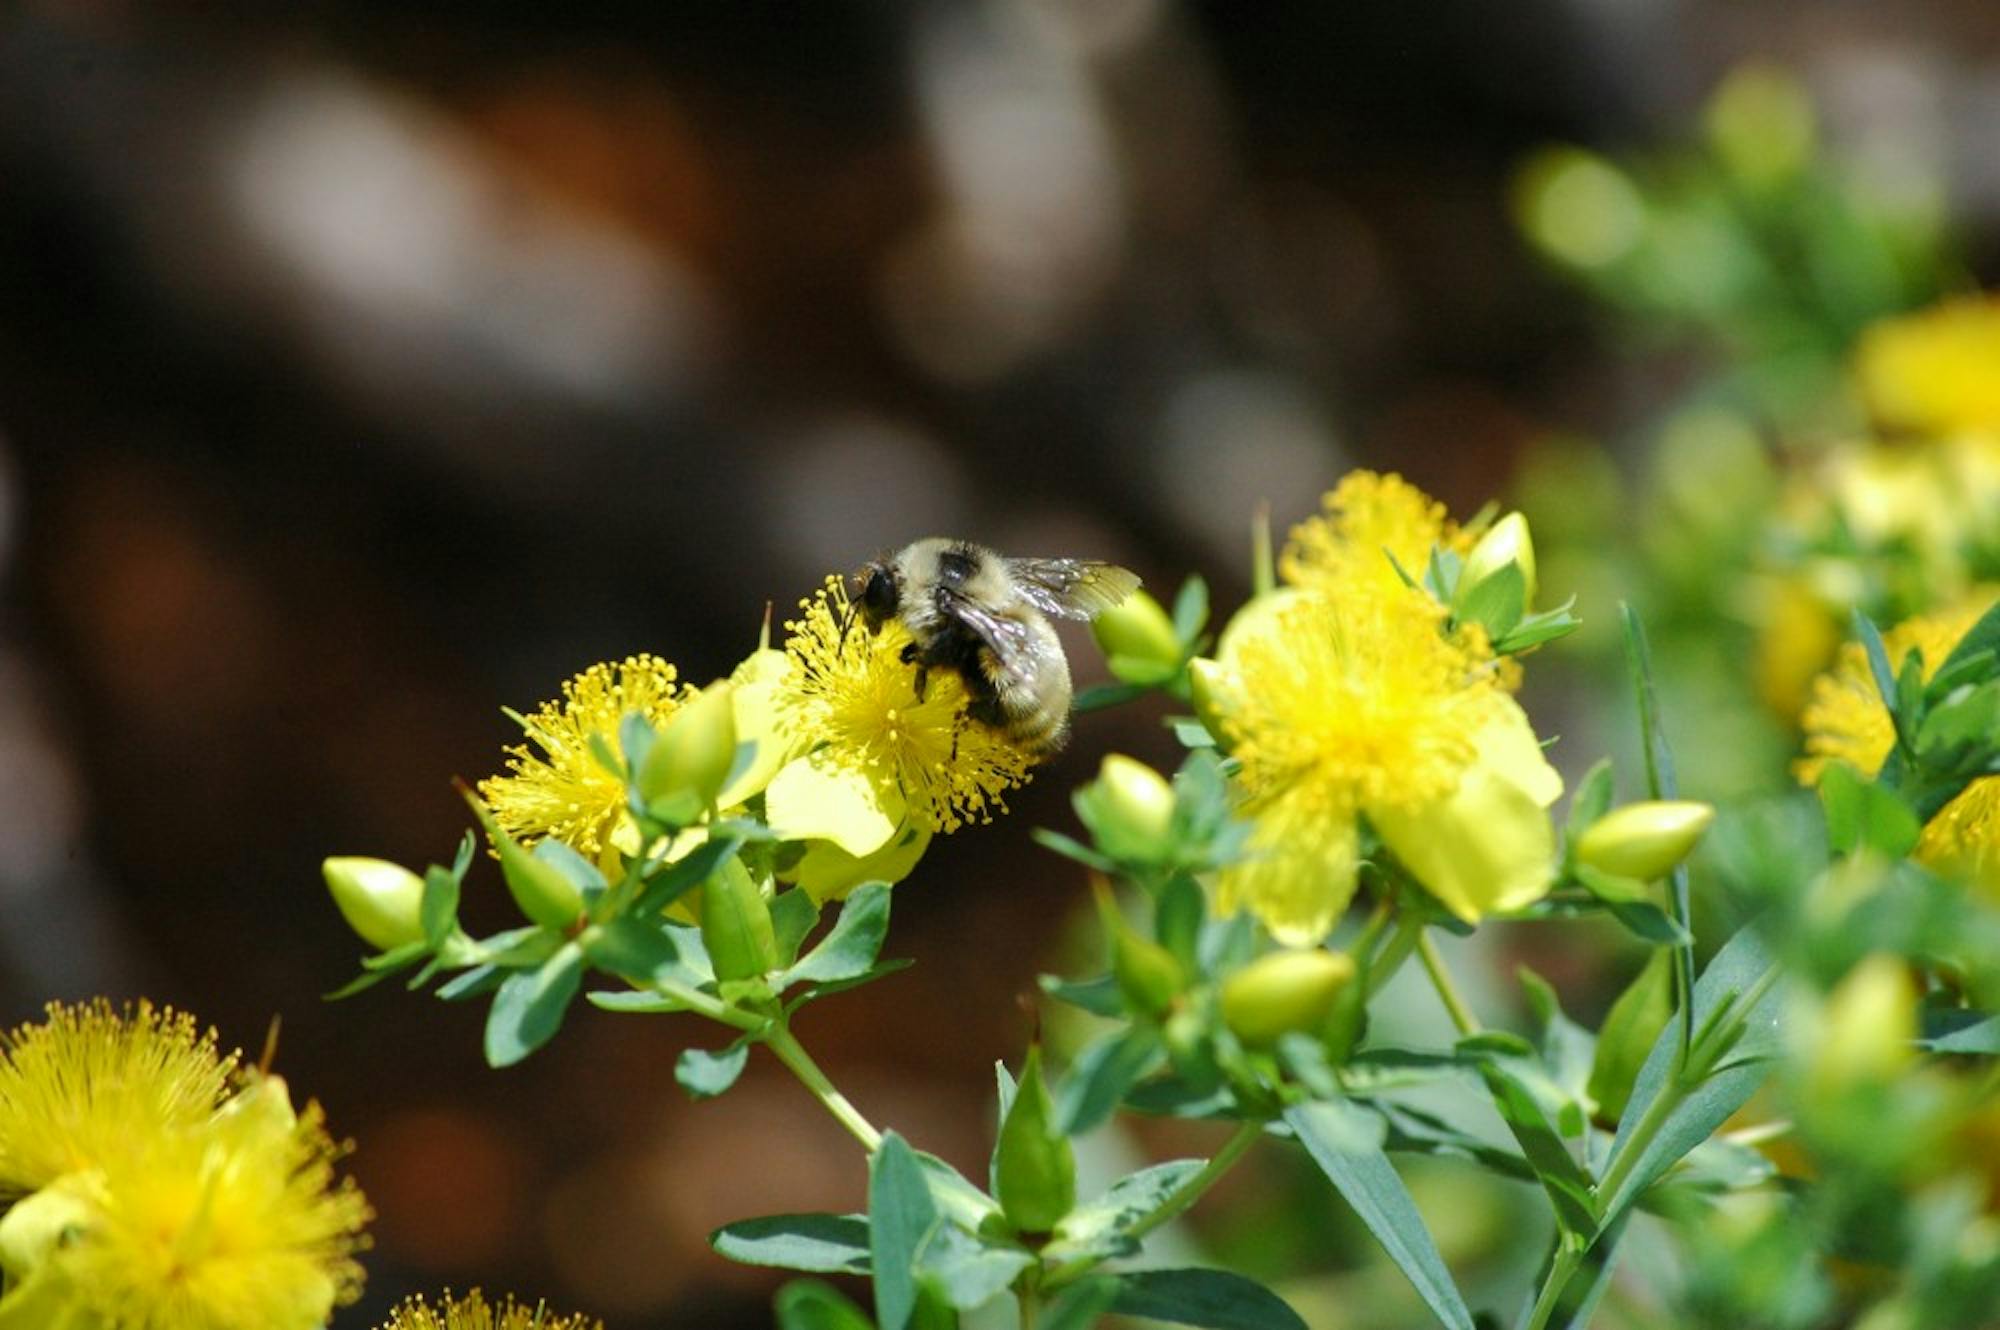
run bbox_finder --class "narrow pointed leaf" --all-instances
[1285,1101,1476,1330]
[870,1132,940,1330]
[1108,1268,1308,1330]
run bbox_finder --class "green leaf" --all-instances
[323,955,418,1000]
[1156,874,1206,968]
[992,1048,1075,1234]
[1374,1101,1535,1185]
[1170,716,1217,748]
[1494,600,1581,654]
[1108,1268,1308,1330]
[1047,1159,1205,1264]
[1620,604,1697,1053]
[773,1279,877,1330]
[483,942,585,1068]
[771,888,822,967]
[1457,561,1527,642]
[1475,1062,1597,1239]
[586,989,687,1014]
[1284,1101,1476,1330]
[1057,1026,1164,1135]
[677,1042,751,1099]
[533,837,609,899]
[1853,609,1901,720]
[1935,598,2000,681]
[1038,973,1124,1018]
[1919,1007,2000,1053]
[1173,575,1211,643]
[1588,950,1674,1125]
[1038,1279,1119,1330]
[785,883,891,988]
[870,1132,941,1330]
[420,867,461,947]
[1818,762,1921,858]
[713,1214,872,1274]
[915,1223,1033,1311]
[1518,967,1596,1122]
[1031,828,1117,873]
[435,964,503,1002]
[634,835,745,917]
[1565,759,1616,844]
[1074,681,1153,712]
[583,917,684,985]
[1597,925,1782,1226]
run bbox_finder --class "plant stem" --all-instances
[1592,1072,1686,1222]
[649,977,764,1031]
[763,1023,885,1153]
[1043,1119,1264,1289]
[1417,931,1481,1037]
[1018,1286,1038,1330]
[1522,1243,1585,1330]
[1366,909,1425,998]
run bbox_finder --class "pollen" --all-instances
[1226,588,1501,818]
[478,654,695,858]
[0,999,237,1198]
[1281,470,1475,599]
[777,576,1034,834]
[382,1290,604,1330]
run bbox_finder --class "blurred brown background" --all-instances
[4,1,2000,1324]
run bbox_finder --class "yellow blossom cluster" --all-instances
[0,1001,370,1330]
[1756,296,2000,718]
[1798,594,2000,894]
[1199,472,1562,944]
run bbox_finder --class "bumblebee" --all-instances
[854,538,1140,755]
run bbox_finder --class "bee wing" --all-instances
[1003,558,1141,620]
[940,589,1043,688]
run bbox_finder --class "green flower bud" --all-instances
[1459,511,1537,608]
[992,1046,1075,1235]
[1185,658,1236,750]
[1587,949,1673,1125]
[1573,800,1716,881]
[1091,589,1181,682]
[639,680,738,824]
[1078,755,1176,862]
[464,789,584,930]
[1093,881,1183,1015]
[700,854,780,982]
[1809,953,1917,1093]
[1221,948,1357,1048]
[322,856,426,952]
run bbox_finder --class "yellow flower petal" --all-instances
[718,648,795,809]
[1371,705,1561,923]
[788,821,934,904]
[1215,800,1360,948]
[766,749,903,857]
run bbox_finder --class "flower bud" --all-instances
[993,1046,1075,1234]
[1078,755,1176,862]
[322,857,426,952]
[1221,948,1357,1048]
[1573,800,1716,881]
[639,681,738,824]
[1459,511,1537,608]
[1808,953,1917,1093]
[1186,658,1236,749]
[1093,881,1183,1016]
[700,854,780,982]
[1091,590,1181,682]
[464,789,585,930]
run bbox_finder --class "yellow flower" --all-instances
[0,1000,236,1197]
[479,655,695,862]
[1209,584,1560,942]
[1797,598,1995,783]
[1797,596,2000,893]
[379,1289,604,1330]
[1280,470,1474,601]
[0,1009,369,1330]
[1855,295,2000,437]
[764,577,1034,895]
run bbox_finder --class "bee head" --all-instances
[857,561,900,627]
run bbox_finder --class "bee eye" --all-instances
[861,568,898,619]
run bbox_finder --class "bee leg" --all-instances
[913,665,929,702]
